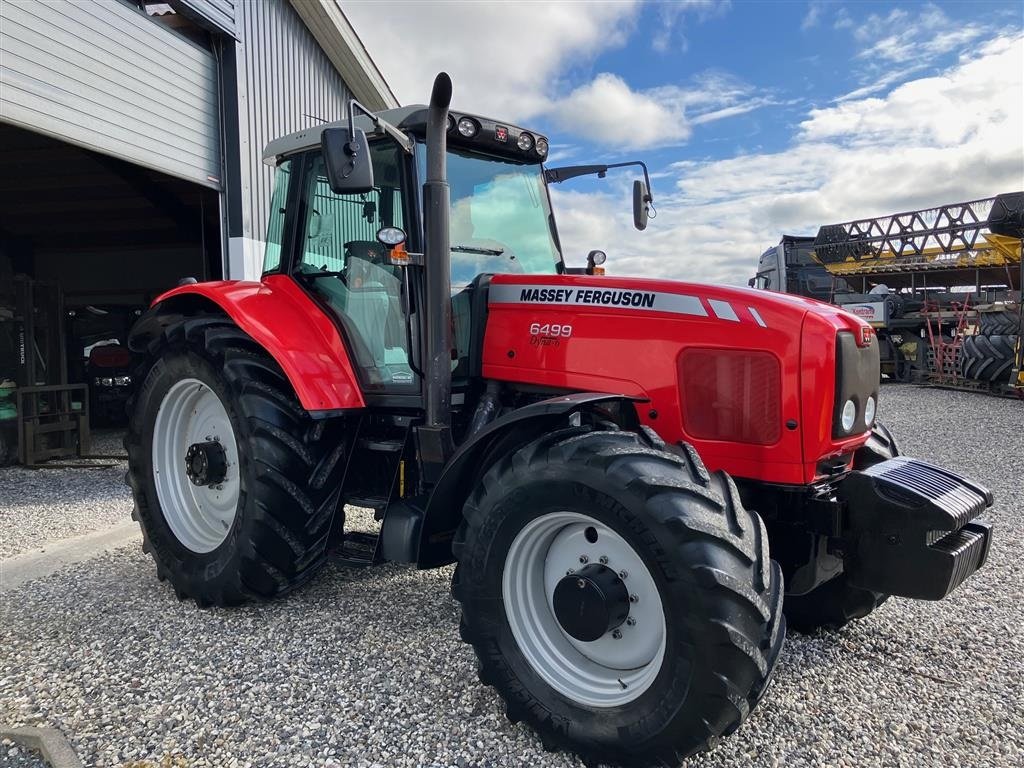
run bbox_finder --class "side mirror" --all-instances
[322,127,374,194]
[633,179,651,231]
[748,277,756,288]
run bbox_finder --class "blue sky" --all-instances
[343,0,1024,284]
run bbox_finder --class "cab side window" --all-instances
[296,143,414,391]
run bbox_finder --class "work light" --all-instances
[457,117,478,138]
[517,132,534,151]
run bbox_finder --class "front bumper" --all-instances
[837,457,993,600]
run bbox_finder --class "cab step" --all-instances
[332,531,380,568]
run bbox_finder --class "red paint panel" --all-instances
[155,275,364,412]
[483,274,872,485]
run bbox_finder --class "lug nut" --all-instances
[626,617,636,626]
[579,555,589,564]
[577,579,586,589]
[619,570,628,579]
[565,568,574,576]
[599,555,609,565]
[629,593,639,603]
[612,629,622,639]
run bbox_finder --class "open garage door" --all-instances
[0,124,221,436]
[0,0,221,189]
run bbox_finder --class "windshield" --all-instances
[418,146,562,290]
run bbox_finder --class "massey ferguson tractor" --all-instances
[126,74,993,766]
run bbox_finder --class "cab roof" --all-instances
[262,106,548,166]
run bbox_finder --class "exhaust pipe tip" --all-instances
[430,72,452,110]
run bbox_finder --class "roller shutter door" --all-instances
[0,0,221,188]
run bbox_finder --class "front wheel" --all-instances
[125,316,348,605]
[452,428,784,766]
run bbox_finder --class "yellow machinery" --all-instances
[810,192,1023,393]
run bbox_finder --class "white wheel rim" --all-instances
[502,511,667,707]
[152,378,240,553]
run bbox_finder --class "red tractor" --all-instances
[126,74,993,766]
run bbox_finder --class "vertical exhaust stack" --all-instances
[423,72,453,431]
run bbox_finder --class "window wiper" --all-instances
[451,244,505,256]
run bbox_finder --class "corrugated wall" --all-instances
[236,0,352,244]
[0,0,220,188]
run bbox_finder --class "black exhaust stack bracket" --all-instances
[836,457,993,600]
[417,72,455,484]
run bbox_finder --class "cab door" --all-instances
[290,143,418,394]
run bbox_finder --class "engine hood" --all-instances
[487,273,871,337]
[482,273,874,486]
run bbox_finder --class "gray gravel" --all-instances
[0,740,47,768]
[1,385,1022,767]
[0,430,129,558]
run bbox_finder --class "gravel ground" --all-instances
[0,740,47,768]
[0,430,129,558]
[1,386,1021,767]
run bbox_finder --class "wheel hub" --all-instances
[552,563,630,642]
[185,440,227,487]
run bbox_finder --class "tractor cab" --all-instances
[260,102,650,410]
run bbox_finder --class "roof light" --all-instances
[517,132,534,151]
[535,137,548,157]
[457,117,479,138]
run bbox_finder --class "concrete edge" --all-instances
[1,726,83,768]
[0,522,140,593]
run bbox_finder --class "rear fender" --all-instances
[129,275,365,413]
[415,393,642,568]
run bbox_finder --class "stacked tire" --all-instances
[961,310,1021,384]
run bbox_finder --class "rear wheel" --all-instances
[125,316,348,605]
[783,422,898,633]
[452,428,784,766]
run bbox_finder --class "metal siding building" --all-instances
[229,0,356,279]
[0,0,222,188]
[0,0,397,282]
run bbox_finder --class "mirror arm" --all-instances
[544,160,654,205]
[347,99,415,154]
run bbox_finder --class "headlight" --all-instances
[535,137,548,157]
[100,377,113,387]
[841,399,857,432]
[517,132,534,151]
[457,117,478,138]
[115,376,132,387]
[864,396,876,425]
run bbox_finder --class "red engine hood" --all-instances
[488,273,870,336]
[482,274,872,484]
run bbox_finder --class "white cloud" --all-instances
[551,34,1024,286]
[652,0,732,53]
[548,70,777,149]
[550,74,692,149]
[801,1,823,31]
[851,4,989,64]
[340,0,640,121]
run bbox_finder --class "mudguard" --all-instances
[415,392,642,568]
[133,274,365,413]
